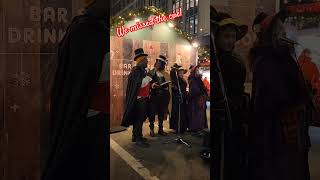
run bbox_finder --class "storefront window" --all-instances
[173,2,176,12]
[173,0,182,13]
[186,17,190,33]
[187,0,190,10]
[190,16,194,34]
[195,15,198,34]
[190,0,194,8]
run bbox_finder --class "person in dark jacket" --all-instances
[42,1,108,180]
[169,64,188,133]
[122,48,159,148]
[147,55,170,136]
[249,10,311,180]
[211,11,248,180]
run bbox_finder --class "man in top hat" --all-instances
[43,0,108,180]
[147,55,171,136]
[122,48,157,148]
[211,9,248,180]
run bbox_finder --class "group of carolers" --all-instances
[121,48,209,148]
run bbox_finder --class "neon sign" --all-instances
[116,8,182,37]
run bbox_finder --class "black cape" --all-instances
[169,69,188,131]
[42,14,108,180]
[121,66,146,127]
[249,46,311,180]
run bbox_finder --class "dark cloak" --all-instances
[249,46,311,180]
[212,51,247,179]
[42,14,108,180]
[121,66,146,127]
[169,69,188,132]
[189,75,208,131]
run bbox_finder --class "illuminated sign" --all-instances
[287,2,320,13]
[116,8,182,37]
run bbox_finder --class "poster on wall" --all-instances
[281,1,320,126]
[175,44,192,70]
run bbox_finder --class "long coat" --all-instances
[189,76,208,131]
[250,46,311,180]
[42,14,108,180]
[169,70,188,132]
[121,66,146,127]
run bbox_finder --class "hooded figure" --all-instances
[42,1,108,180]
[249,10,311,180]
[211,9,248,180]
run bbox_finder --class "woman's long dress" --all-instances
[189,77,208,132]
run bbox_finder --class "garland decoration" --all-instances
[110,6,193,42]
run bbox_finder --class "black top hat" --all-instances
[178,67,187,74]
[134,48,148,61]
[172,63,182,69]
[254,9,288,32]
[172,63,187,73]
[156,55,168,64]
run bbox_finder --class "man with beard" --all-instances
[148,55,170,136]
[211,10,248,180]
[122,48,157,148]
[42,0,108,180]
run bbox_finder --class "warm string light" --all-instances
[198,47,210,60]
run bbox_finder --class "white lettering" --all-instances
[44,29,56,43]
[30,6,41,22]
[44,7,55,22]
[8,28,21,43]
[58,8,68,23]
[24,28,35,43]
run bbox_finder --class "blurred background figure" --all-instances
[298,48,320,93]
[203,77,210,95]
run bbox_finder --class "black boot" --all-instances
[132,136,148,142]
[150,128,155,137]
[158,129,167,136]
[135,138,150,148]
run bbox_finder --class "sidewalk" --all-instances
[110,119,210,180]
[309,126,320,180]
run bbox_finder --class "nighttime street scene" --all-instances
[212,0,320,180]
[109,0,210,180]
[1,0,320,179]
